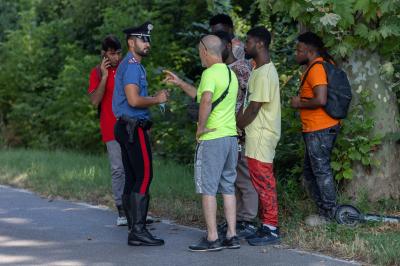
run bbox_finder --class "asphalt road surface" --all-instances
[0,185,359,266]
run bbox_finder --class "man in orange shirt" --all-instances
[291,32,340,226]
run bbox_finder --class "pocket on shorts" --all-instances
[194,142,204,193]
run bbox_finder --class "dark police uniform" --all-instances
[112,22,164,246]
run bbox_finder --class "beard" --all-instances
[244,48,255,60]
[136,48,150,57]
[298,58,309,66]
[244,52,253,60]
[222,49,229,62]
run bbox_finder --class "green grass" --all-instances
[283,215,400,265]
[0,149,112,202]
[0,148,203,224]
[0,148,399,265]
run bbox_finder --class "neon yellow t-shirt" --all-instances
[244,62,281,163]
[197,63,238,141]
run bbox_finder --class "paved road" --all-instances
[0,185,358,266]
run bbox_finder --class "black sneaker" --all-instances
[218,221,256,239]
[222,236,240,249]
[236,221,257,240]
[217,221,228,237]
[247,225,280,246]
[188,237,223,252]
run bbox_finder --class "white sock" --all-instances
[263,224,277,231]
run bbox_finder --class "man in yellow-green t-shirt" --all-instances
[163,35,240,252]
[237,26,281,246]
[195,62,238,141]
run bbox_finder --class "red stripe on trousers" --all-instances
[138,128,150,195]
[247,157,278,226]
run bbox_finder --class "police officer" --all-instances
[113,21,168,246]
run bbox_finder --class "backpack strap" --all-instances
[193,65,232,109]
[300,61,323,88]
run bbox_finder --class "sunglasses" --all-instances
[200,38,208,51]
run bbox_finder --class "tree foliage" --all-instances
[258,0,400,182]
[0,0,208,155]
[0,0,399,188]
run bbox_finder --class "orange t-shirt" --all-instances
[299,57,339,132]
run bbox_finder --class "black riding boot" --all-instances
[143,194,161,239]
[127,193,164,246]
[122,194,132,231]
[124,193,153,228]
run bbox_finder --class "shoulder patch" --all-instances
[128,57,138,64]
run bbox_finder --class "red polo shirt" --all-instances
[88,66,118,142]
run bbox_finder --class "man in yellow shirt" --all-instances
[237,26,281,246]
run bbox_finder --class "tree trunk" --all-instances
[343,50,400,201]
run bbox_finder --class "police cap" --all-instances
[123,21,153,43]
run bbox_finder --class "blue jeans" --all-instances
[302,124,340,218]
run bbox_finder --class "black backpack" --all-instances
[301,61,352,119]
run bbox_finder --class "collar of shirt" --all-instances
[127,51,139,64]
[301,57,324,78]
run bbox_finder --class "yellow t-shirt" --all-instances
[244,62,281,163]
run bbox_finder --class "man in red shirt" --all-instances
[88,35,127,226]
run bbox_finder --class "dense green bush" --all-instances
[0,0,399,187]
[0,0,208,155]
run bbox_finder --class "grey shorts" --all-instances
[194,136,238,195]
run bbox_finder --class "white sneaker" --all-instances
[305,214,330,226]
[146,214,155,224]
[117,216,128,226]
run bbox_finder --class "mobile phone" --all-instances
[101,55,110,67]
[153,66,165,75]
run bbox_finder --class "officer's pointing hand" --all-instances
[163,70,183,86]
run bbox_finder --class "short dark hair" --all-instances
[209,14,234,28]
[297,32,324,50]
[101,35,121,51]
[297,32,335,63]
[211,30,233,45]
[247,26,271,49]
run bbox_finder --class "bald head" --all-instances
[200,35,224,58]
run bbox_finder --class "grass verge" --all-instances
[0,148,398,265]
